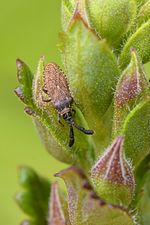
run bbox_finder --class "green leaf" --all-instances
[56,166,135,225]
[32,57,96,171]
[132,154,150,209]
[15,59,34,105]
[16,191,47,219]
[15,58,75,165]
[15,57,95,168]
[123,99,150,168]
[85,0,137,46]
[62,0,74,11]
[86,204,134,225]
[16,166,50,225]
[135,170,150,225]
[120,20,150,69]
[135,0,148,7]
[33,119,74,164]
[61,0,75,31]
[137,0,150,26]
[60,17,120,154]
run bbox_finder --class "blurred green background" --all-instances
[0,1,67,224]
[0,1,150,224]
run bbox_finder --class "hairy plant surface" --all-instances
[15,1,150,224]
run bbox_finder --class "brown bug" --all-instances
[42,63,94,147]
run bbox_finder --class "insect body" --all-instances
[43,63,94,147]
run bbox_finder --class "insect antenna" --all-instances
[71,120,94,135]
[69,125,74,147]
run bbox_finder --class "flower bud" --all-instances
[113,48,149,136]
[48,182,66,225]
[55,166,88,225]
[91,136,135,206]
[61,0,89,31]
[85,0,137,46]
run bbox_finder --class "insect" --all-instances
[42,63,94,147]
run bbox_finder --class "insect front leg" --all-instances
[42,86,48,94]
[58,114,64,127]
[41,86,51,102]
[42,96,51,102]
[69,125,74,147]
[72,108,76,115]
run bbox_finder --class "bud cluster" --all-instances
[15,0,150,224]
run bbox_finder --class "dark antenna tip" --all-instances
[72,121,95,135]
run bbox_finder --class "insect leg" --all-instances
[41,86,51,102]
[72,120,94,135]
[58,114,64,127]
[42,86,48,94]
[72,108,76,115]
[42,96,51,102]
[69,125,74,147]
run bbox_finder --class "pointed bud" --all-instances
[116,48,148,107]
[113,48,149,136]
[85,0,136,46]
[61,0,90,31]
[55,166,86,225]
[91,136,135,206]
[48,182,66,225]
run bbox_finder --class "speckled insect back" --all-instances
[43,63,94,147]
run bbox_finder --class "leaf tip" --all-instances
[48,182,66,225]
[16,58,23,68]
